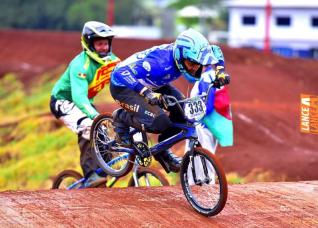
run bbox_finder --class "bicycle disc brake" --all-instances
[134,142,152,167]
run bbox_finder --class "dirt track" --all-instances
[0,181,317,227]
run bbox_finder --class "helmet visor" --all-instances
[93,38,111,57]
[183,59,204,79]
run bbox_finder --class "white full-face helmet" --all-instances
[81,21,116,64]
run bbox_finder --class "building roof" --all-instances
[224,0,318,8]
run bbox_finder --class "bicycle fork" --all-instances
[132,165,140,187]
[131,165,152,187]
[188,140,213,185]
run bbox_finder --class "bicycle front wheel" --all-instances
[52,170,83,189]
[180,147,228,217]
[90,113,135,177]
[128,167,169,187]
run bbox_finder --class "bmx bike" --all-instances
[90,84,228,217]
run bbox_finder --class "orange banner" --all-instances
[300,94,318,134]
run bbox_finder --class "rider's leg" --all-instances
[110,84,169,143]
[78,136,99,176]
[50,96,105,186]
[78,136,107,187]
[110,84,182,172]
[152,85,186,172]
[112,108,136,147]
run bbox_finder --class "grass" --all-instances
[226,172,245,184]
[226,169,288,185]
[0,118,79,190]
[0,72,81,190]
[0,72,177,191]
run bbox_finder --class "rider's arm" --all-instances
[211,45,225,67]
[112,65,149,95]
[210,45,230,87]
[111,45,170,95]
[69,63,99,119]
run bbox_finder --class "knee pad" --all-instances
[148,114,171,133]
[77,117,93,140]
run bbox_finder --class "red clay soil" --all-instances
[0,29,318,181]
[0,181,317,227]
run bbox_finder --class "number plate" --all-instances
[184,98,206,121]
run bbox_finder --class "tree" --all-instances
[0,0,156,30]
[67,0,106,30]
[0,0,77,30]
[168,0,221,9]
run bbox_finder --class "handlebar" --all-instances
[162,83,214,107]
[161,84,214,119]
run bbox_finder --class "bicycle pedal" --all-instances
[136,156,152,167]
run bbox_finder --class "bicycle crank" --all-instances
[133,142,152,167]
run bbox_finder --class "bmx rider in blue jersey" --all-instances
[109,29,230,173]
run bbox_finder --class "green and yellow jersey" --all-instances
[52,51,120,119]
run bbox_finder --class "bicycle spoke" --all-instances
[144,173,151,186]
[181,148,227,216]
[188,155,220,209]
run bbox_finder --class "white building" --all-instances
[112,25,161,39]
[225,0,318,58]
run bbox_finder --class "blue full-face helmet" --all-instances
[173,28,215,83]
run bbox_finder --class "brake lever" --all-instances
[160,95,169,110]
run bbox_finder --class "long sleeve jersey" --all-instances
[110,44,225,93]
[51,51,120,119]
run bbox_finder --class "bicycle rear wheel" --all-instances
[180,147,228,217]
[128,167,169,187]
[52,170,83,189]
[90,113,135,177]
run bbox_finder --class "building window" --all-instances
[276,16,291,26]
[312,17,318,27]
[242,15,256,25]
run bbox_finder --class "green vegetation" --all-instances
[0,72,81,190]
[0,0,157,30]
[0,0,105,30]
[0,0,226,32]
[226,169,288,185]
[226,172,245,184]
[0,72,169,191]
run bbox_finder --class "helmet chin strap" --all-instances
[98,51,110,58]
[81,37,108,65]
[182,60,203,79]
[194,65,203,79]
[85,49,107,65]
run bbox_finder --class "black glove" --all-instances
[142,89,162,106]
[214,66,230,88]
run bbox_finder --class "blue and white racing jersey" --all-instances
[110,43,224,93]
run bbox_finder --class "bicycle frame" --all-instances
[149,123,198,156]
[66,154,143,190]
[103,122,199,160]
[103,91,213,159]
